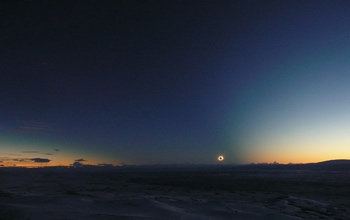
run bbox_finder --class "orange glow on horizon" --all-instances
[240,146,350,165]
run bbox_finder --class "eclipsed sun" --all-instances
[218,155,224,161]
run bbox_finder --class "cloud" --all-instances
[22,151,55,156]
[22,151,39,153]
[31,158,51,163]
[7,153,21,156]
[43,153,53,155]
[0,157,52,166]
[75,158,86,162]
[98,163,114,167]
[14,158,29,162]
[0,157,10,161]
[72,161,83,167]
[14,121,59,135]
[71,158,87,167]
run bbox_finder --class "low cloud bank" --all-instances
[31,158,51,163]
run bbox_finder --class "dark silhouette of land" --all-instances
[1,160,350,219]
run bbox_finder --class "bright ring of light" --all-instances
[218,155,224,161]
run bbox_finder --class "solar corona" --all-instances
[218,155,224,162]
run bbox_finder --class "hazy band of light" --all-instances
[0,134,119,167]
[228,48,350,164]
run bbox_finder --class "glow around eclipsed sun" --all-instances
[218,155,224,161]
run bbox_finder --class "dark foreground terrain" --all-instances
[1,163,350,219]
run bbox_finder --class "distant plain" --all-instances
[1,162,350,219]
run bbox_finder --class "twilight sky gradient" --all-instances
[1,0,350,166]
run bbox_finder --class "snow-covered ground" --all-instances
[1,168,349,219]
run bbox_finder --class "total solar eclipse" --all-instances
[218,156,224,161]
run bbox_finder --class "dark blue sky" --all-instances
[1,1,350,166]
